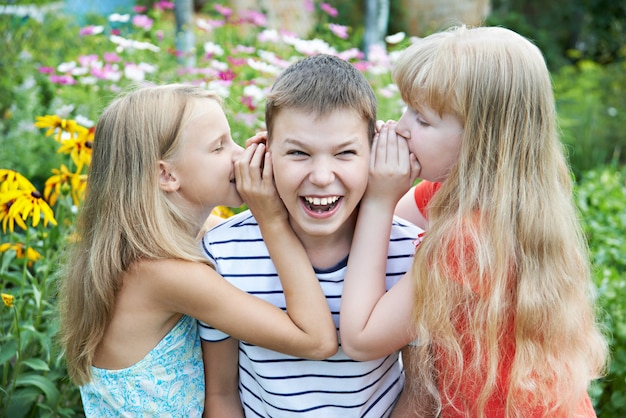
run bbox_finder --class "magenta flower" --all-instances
[132,14,154,30]
[218,69,236,81]
[133,6,147,13]
[320,3,338,17]
[50,74,76,85]
[38,67,55,74]
[328,23,348,39]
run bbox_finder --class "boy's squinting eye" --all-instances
[286,150,308,157]
[213,141,224,152]
[337,150,357,157]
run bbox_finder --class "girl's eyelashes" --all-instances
[287,150,308,156]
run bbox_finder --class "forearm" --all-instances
[259,219,338,359]
[340,197,396,359]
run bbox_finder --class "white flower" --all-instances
[109,13,130,23]
[385,32,406,44]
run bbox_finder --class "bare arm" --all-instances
[202,339,243,417]
[340,123,421,361]
[395,186,428,229]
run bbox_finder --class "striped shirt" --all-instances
[199,211,420,418]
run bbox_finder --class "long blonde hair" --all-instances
[394,26,607,417]
[58,84,221,385]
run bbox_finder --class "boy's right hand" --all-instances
[366,122,420,207]
[234,140,288,223]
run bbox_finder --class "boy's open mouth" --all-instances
[302,196,341,213]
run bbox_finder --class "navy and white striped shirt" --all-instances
[199,211,420,418]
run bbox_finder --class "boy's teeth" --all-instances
[306,196,339,205]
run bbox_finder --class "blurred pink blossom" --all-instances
[132,15,154,30]
[103,52,121,63]
[79,25,104,36]
[154,1,174,11]
[328,23,348,39]
[50,74,76,85]
[133,6,147,13]
[304,0,315,12]
[38,67,55,74]
[214,4,232,18]
[241,10,267,26]
[320,3,338,17]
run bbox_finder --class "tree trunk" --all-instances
[363,0,390,59]
[175,0,196,68]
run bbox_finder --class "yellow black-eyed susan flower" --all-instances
[1,292,14,308]
[34,115,81,143]
[0,242,43,266]
[0,189,57,233]
[44,164,88,207]
[0,169,36,194]
[211,205,235,219]
[56,125,94,170]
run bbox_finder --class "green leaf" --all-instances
[15,373,60,405]
[0,339,18,364]
[22,358,50,372]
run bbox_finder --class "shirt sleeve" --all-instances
[198,236,231,342]
[413,181,442,218]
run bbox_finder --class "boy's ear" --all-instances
[158,161,180,192]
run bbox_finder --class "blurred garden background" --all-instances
[0,0,624,416]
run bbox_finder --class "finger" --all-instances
[375,120,384,133]
[261,151,273,186]
[376,124,389,166]
[245,131,268,148]
[370,132,379,170]
[235,143,257,191]
[409,153,421,184]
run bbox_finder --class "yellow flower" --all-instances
[1,292,14,308]
[0,169,36,194]
[44,164,88,206]
[0,189,57,233]
[56,125,94,170]
[34,115,81,143]
[211,206,235,219]
[0,242,43,266]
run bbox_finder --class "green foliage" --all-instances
[553,59,626,177]
[576,167,626,416]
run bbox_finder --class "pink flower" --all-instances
[214,4,232,18]
[218,69,236,81]
[78,54,99,67]
[132,14,154,30]
[111,28,121,35]
[304,0,315,12]
[50,74,76,85]
[79,25,104,36]
[38,67,55,74]
[241,95,256,111]
[133,6,147,13]
[320,3,338,17]
[156,30,164,41]
[154,1,174,11]
[328,23,348,39]
[241,10,267,26]
[103,52,121,63]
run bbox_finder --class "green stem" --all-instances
[1,307,22,415]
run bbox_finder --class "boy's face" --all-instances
[269,108,370,244]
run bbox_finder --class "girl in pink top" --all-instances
[341,26,608,417]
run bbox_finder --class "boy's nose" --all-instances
[308,161,335,186]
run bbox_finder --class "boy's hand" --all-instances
[366,122,420,206]
[234,141,288,223]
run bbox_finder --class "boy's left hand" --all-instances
[366,122,420,206]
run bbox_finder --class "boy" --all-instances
[200,54,422,417]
